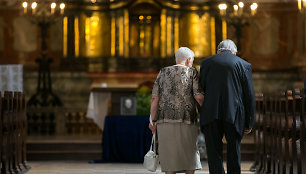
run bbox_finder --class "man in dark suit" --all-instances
[199,39,255,174]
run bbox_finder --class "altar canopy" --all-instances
[0,65,23,95]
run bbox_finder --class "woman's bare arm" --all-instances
[150,96,159,121]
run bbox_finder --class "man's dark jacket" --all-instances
[199,51,255,136]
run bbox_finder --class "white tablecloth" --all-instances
[0,65,23,96]
[86,92,111,130]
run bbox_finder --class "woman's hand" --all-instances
[194,94,204,107]
[149,123,157,134]
[244,128,252,135]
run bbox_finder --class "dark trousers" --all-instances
[201,120,242,174]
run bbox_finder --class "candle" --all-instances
[22,2,28,14]
[233,5,238,16]
[218,3,227,16]
[60,3,65,15]
[250,3,258,16]
[238,2,244,16]
[51,3,56,14]
[31,2,37,14]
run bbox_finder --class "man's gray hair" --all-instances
[175,47,195,63]
[217,39,237,53]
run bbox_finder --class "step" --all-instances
[27,141,101,151]
[27,151,101,161]
[26,135,255,161]
[27,139,102,161]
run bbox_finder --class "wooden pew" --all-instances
[16,92,24,173]
[12,92,22,173]
[276,91,291,174]
[300,90,306,174]
[10,92,19,174]
[251,93,263,172]
[266,93,275,174]
[253,93,274,174]
[262,94,272,174]
[255,94,265,173]
[278,90,301,174]
[0,91,2,174]
[0,91,30,174]
[273,92,282,174]
[254,89,305,174]
[271,94,280,174]
[284,89,302,174]
[260,91,288,174]
[294,89,304,174]
[8,92,14,174]
[2,91,12,174]
[20,93,30,171]
[291,89,301,174]
[301,90,306,174]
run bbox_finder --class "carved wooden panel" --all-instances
[0,17,3,51]
[50,20,63,51]
[13,17,37,52]
[250,17,279,56]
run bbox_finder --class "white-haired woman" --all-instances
[149,47,204,174]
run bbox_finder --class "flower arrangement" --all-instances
[136,81,154,115]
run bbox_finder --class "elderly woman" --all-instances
[149,47,204,174]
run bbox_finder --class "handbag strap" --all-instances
[150,133,156,152]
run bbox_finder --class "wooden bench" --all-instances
[20,93,30,171]
[253,89,305,174]
[0,91,2,173]
[0,91,30,174]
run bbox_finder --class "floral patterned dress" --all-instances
[152,65,203,172]
[152,65,203,124]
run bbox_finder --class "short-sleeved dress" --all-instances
[152,65,203,172]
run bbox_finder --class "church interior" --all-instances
[0,0,306,173]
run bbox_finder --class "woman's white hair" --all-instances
[175,47,195,63]
[217,39,237,53]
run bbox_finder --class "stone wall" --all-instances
[23,71,304,110]
[253,71,303,93]
[24,72,92,109]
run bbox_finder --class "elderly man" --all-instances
[199,39,255,174]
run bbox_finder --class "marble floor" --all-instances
[27,161,255,174]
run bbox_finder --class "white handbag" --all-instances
[143,133,159,172]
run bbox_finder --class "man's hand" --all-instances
[149,123,157,134]
[244,128,252,135]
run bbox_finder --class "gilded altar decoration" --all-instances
[64,0,237,61]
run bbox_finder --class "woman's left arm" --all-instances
[150,96,159,121]
[149,96,159,134]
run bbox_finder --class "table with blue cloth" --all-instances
[102,115,153,163]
